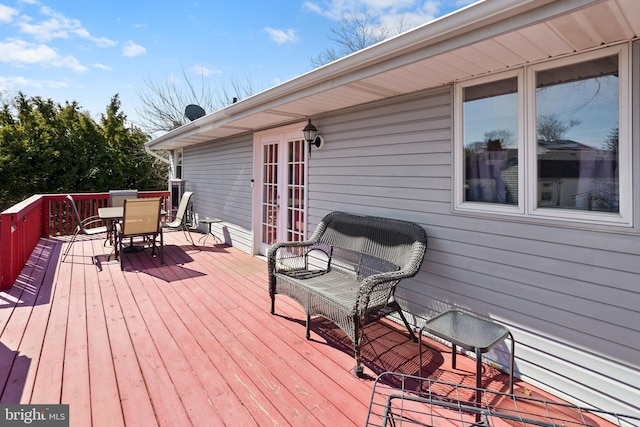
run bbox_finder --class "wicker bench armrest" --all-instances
[357,272,405,312]
[267,240,317,275]
[362,270,411,287]
[268,239,315,257]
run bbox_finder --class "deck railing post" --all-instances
[0,212,16,290]
[0,195,43,290]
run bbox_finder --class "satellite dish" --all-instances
[185,104,206,121]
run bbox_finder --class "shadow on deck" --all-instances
[0,229,604,427]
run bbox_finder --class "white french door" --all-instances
[258,129,307,255]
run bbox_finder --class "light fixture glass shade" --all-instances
[302,119,317,143]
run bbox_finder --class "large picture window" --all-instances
[455,44,631,226]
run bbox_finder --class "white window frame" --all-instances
[169,148,184,180]
[454,69,525,216]
[454,43,632,227]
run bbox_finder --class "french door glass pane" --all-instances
[287,139,305,242]
[463,77,519,205]
[536,55,619,212]
[262,144,278,245]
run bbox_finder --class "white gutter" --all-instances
[145,144,171,164]
[145,0,603,150]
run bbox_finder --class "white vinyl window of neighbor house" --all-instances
[454,44,632,226]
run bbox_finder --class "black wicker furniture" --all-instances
[268,211,428,375]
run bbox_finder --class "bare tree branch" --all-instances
[217,72,256,106]
[310,10,410,68]
[136,67,257,134]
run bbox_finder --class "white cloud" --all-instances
[303,0,459,26]
[0,39,88,71]
[0,75,68,92]
[191,65,221,77]
[122,40,146,57]
[15,4,116,48]
[303,1,322,15]
[362,0,415,10]
[0,39,57,64]
[264,27,298,44]
[303,0,364,20]
[92,63,112,71]
[379,1,441,29]
[91,36,117,48]
[51,54,87,72]
[18,5,84,41]
[0,4,18,23]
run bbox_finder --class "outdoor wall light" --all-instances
[303,119,325,150]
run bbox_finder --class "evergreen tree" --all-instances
[0,93,167,211]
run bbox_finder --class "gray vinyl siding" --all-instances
[182,133,254,253]
[305,87,640,415]
[176,76,639,415]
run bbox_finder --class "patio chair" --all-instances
[163,191,195,245]
[108,189,138,243]
[115,197,164,270]
[62,195,109,262]
[109,189,138,207]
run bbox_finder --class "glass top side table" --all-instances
[198,217,223,245]
[419,309,514,395]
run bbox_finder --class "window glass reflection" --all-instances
[536,56,619,212]
[463,77,519,205]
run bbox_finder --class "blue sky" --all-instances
[1,0,474,129]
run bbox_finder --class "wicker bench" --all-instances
[268,211,428,375]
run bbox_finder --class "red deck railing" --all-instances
[0,191,170,290]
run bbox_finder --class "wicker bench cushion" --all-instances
[275,269,360,311]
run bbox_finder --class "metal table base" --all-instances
[198,217,223,245]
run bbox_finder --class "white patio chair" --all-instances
[163,191,195,246]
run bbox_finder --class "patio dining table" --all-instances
[98,207,167,221]
[99,207,124,247]
[99,206,125,221]
[98,206,166,251]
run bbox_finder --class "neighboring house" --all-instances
[146,0,639,416]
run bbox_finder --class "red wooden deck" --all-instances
[0,230,577,426]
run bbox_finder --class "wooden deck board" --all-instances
[97,257,157,427]
[126,258,231,427]
[29,240,71,405]
[153,247,317,426]
[86,237,125,427]
[0,240,53,404]
[109,258,193,427]
[62,253,91,426]
[5,240,61,404]
[150,279,258,426]
[0,229,584,427]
